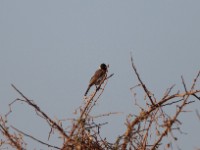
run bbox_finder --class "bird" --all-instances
[84,63,107,96]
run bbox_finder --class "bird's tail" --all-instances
[84,86,91,96]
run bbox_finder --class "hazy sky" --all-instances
[1,1,200,149]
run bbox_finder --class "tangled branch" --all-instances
[0,58,200,150]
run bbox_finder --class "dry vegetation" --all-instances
[1,56,200,150]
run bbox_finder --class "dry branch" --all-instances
[0,58,200,150]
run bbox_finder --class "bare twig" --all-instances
[11,84,69,141]
[0,117,24,150]
[151,70,200,150]
[130,54,154,105]
[11,126,60,149]
[196,110,200,121]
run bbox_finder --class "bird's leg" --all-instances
[96,85,102,91]
[95,85,99,91]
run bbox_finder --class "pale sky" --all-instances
[1,1,200,149]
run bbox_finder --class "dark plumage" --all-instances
[84,63,107,96]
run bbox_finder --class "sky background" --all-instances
[1,0,200,149]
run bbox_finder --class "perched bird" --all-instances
[84,63,107,96]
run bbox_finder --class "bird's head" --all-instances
[100,63,107,71]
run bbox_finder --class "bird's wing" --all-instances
[89,69,105,86]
